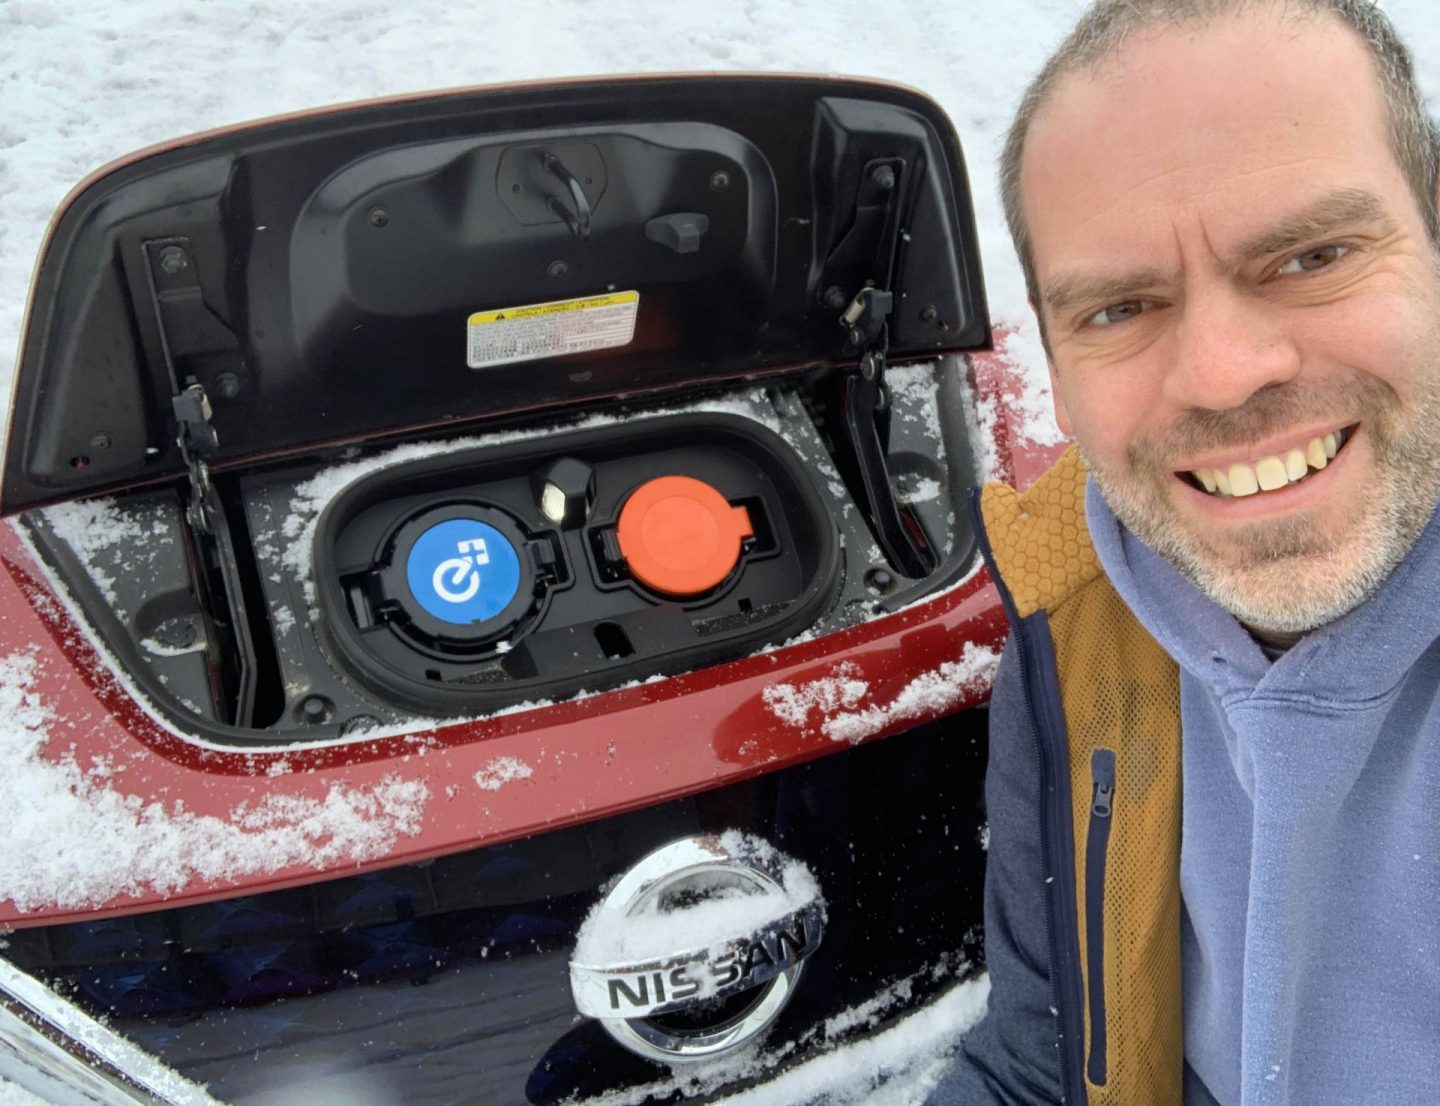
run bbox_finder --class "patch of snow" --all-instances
[762,643,999,744]
[686,395,783,434]
[717,978,989,1106]
[987,326,1068,454]
[898,476,943,504]
[0,1079,50,1106]
[570,966,990,1106]
[887,363,946,453]
[0,651,429,913]
[138,636,204,657]
[270,603,295,637]
[572,831,822,973]
[472,755,534,791]
[38,498,137,604]
[762,663,870,728]
[39,497,180,624]
[821,643,1001,745]
[41,498,152,555]
[954,358,1005,484]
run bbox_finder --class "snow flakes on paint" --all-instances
[762,643,1000,744]
[0,652,429,913]
[822,643,1001,745]
[473,755,534,791]
[761,663,870,728]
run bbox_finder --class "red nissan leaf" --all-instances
[0,75,1054,1104]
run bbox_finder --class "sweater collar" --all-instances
[1085,479,1440,701]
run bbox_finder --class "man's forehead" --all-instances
[1027,9,1381,168]
[1034,4,1369,119]
[1021,6,1396,286]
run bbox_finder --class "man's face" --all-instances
[1022,9,1440,634]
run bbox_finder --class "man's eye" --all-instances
[1084,300,1146,327]
[1276,244,1350,274]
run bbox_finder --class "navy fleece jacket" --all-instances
[1086,481,1440,1106]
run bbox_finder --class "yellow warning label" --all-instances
[467,291,639,369]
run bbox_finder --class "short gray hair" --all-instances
[1000,0,1440,312]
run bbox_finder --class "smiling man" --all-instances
[928,2,1440,1104]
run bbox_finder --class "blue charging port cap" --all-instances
[376,505,540,653]
[406,518,521,625]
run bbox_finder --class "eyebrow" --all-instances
[1041,266,1175,315]
[1227,187,1389,262]
[1039,187,1395,317]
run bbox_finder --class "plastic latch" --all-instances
[645,213,710,254]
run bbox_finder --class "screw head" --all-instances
[89,432,112,451]
[547,259,569,279]
[823,285,848,310]
[299,695,334,724]
[920,304,938,323]
[158,246,188,274]
[865,568,894,594]
[367,207,390,228]
[709,170,731,192]
[155,617,198,648]
[215,372,241,399]
[870,165,896,191]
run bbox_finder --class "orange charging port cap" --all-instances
[617,475,753,597]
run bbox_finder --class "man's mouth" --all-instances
[1184,427,1354,497]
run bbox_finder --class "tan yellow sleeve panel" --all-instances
[978,445,1102,619]
[981,443,1184,1106]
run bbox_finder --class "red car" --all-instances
[0,75,1055,1104]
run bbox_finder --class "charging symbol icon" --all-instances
[405,518,523,627]
[432,538,491,604]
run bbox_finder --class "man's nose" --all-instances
[1163,286,1301,412]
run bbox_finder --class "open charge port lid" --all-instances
[4,74,989,515]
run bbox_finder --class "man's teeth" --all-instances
[1190,432,1344,498]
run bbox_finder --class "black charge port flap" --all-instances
[4,75,987,514]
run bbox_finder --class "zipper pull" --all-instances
[1091,748,1116,818]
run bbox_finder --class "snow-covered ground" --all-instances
[3,1,1440,1103]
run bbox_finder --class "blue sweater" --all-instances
[1086,482,1440,1106]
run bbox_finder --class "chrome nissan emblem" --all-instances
[568,834,825,1063]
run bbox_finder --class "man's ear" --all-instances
[1030,296,1073,437]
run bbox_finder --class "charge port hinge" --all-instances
[837,289,937,579]
[138,237,235,536]
[138,241,259,726]
[172,382,219,534]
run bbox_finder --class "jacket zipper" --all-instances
[970,490,1089,1106]
[1085,747,1116,1086]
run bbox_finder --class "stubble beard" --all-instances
[1082,368,1440,635]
